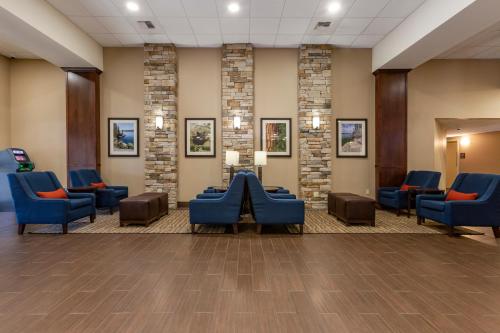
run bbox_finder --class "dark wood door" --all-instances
[374,69,410,190]
[64,68,101,184]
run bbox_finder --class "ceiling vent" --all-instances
[138,20,155,29]
[313,21,335,34]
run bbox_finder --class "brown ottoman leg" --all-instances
[191,224,196,234]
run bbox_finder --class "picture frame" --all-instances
[336,119,368,158]
[185,118,216,157]
[260,118,292,157]
[108,118,139,157]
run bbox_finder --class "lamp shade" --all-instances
[254,151,267,166]
[225,150,239,166]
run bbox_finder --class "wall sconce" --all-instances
[312,116,320,130]
[233,116,241,130]
[254,151,267,182]
[225,150,240,182]
[460,135,471,147]
[155,115,163,130]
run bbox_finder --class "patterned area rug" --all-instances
[29,209,482,235]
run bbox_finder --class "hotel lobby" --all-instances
[1,0,500,332]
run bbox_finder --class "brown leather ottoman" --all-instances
[328,192,359,216]
[335,195,376,226]
[120,195,160,227]
[137,192,169,217]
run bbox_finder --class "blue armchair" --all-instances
[378,170,441,216]
[246,172,305,234]
[8,171,96,234]
[417,173,500,237]
[189,172,246,234]
[70,169,128,214]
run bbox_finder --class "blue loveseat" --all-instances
[246,172,304,234]
[8,171,96,234]
[70,169,128,214]
[189,172,246,234]
[416,173,500,237]
[378,170,441,216]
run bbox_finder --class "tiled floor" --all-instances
[0,212,499,332]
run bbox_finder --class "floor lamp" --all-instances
[254,151,267,182]
[225,151,239,183]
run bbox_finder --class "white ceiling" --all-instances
[439,20,500,59]
[44,0,426,48]
[438,118,500,137]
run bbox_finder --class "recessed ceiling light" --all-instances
[126,1,140,12]
[328,2,341,14]
[228,2,240,13]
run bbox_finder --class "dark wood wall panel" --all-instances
[374,69,410,190]
[64,68,101,183]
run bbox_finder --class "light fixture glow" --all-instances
[312,116,320,130]
[228,2,240,13]
[328,2,342,14]
[155,116,163,130]
[126,1,140,12]
[233,116,241,130]
[460,136,471,147]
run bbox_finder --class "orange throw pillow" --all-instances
[91,182,107,189]
[446,190,478,201]
[400,184,418,191]
[36,188,68,199]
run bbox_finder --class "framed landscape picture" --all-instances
[185,118,216,157]
[260,118,291,157]
[108,118,139,157]
[336,119,367,158]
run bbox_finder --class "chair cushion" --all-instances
[420,200,445,212]
[113,189,128,198]
[36,188,68,199]
[69,198,92,210]
[446,189,478,201]
[379,190,397,198]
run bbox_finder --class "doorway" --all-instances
[445,140,458,189]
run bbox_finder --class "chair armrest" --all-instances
[67,192,96,206]
[107,185,128,194]
[275,189,290,194]
[203,188,217,193]
[416,194,446,212]
[196,193,225,199]
[262,199,305,223]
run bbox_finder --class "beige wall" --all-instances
[408,59,500,187]
[459,131,500,174]
[10,59,66,184]
[332,48,375,197]
[100,48,145,195]
[254,48,299,194]
[177,48,222,201]
[0,55,10,149]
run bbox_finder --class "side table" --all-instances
[407,188,444,218]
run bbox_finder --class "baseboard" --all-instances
[177,201,189,208]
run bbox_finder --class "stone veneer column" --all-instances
[221,44,254,184]
[298,45,332,209]
[144,44,178,209]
